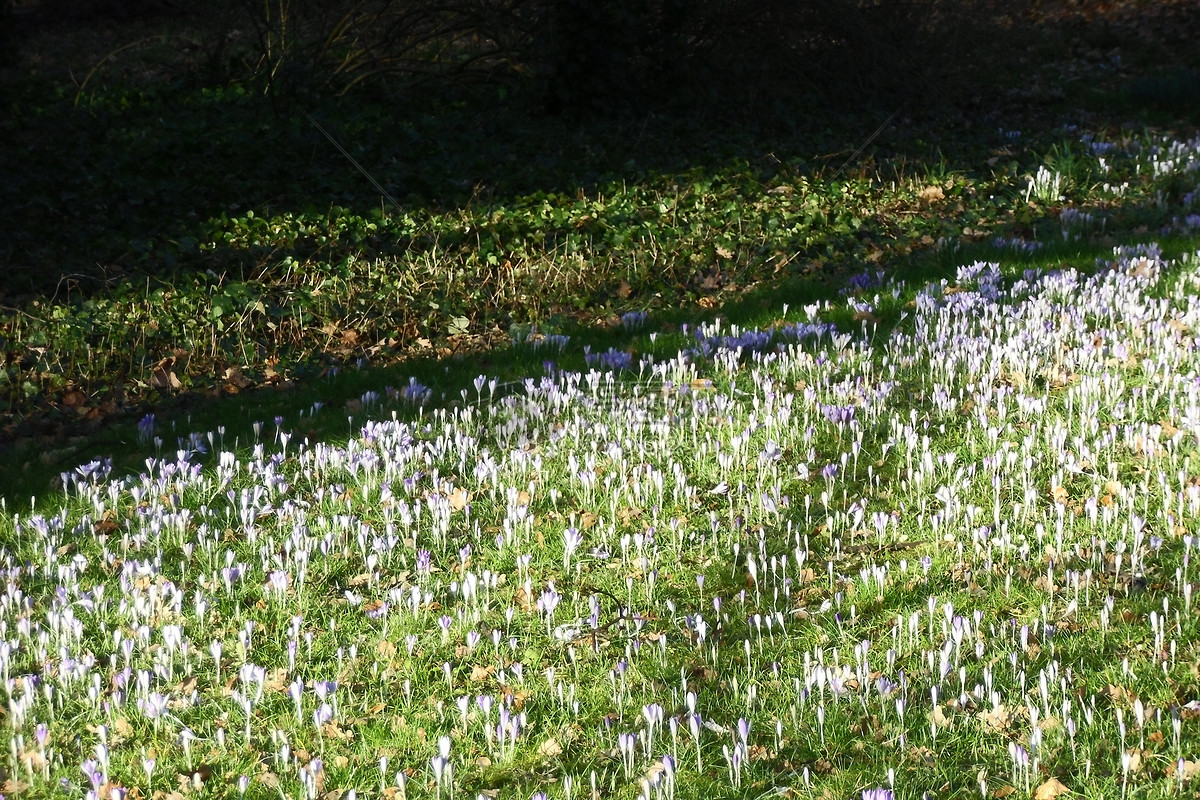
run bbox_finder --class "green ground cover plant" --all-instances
[4,2,1200,798]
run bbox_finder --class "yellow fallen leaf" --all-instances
[110,717,134,742]
[929,705,950,728]
[978,704,1011,733]
[448,488,470,511]
[1033,777,1070,800]
[265,668,289,693]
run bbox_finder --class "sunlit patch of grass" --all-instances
[6,230,1200,799]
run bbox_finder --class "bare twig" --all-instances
[302,110,404,211]
[829,103,905,181]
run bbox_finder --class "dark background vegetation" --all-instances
[2,0,1199,473]
[5,0,1198,298]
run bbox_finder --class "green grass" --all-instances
[4,226,1200,800]
[4,8,1200,800]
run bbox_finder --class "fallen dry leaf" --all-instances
[1033,777,1071,800]
[1167,758,1200,781]
[929,705,950,728]
[920,185,945,203]
[265,668,289,693]
[110,716,133,742]
[448,488,470,511]
[501,685,531,710]
[507,584,536,617]
[322,719,354,741]
[150,365,181,391]
[221,366,253,389]
[909,746,936,766]
[978,704,1012,733]
[1106,684,1135,704]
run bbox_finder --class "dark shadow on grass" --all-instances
[2,0,1198,297]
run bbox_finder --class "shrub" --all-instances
[189,0,1034,114]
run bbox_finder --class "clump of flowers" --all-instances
[1024,165,1064,204]
[621,310,650,330]
[584,346,634,371]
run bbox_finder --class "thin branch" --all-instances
[301,110,404,212]
[829,103,905,181]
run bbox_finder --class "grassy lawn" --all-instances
[4,2,1200,799]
